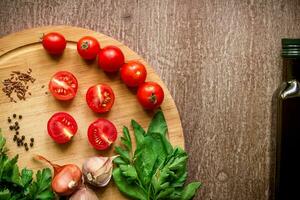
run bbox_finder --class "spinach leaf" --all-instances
[119,164,138,183]
[113,111,201,200]
[181,182,202,200]
[113,168,147,200]
[147,110,168,137]
[133,137,158,186]
[121,126,132,151]
[131,119,145,148]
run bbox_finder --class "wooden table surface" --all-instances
[1,1,300,200]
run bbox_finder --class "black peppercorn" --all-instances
[19,115,22,119]
[9,126,13,130]
[13,114,16,118]
[21,135,25,140]
[24,143,28,147]
[30,138,34,142]
[15,121,18,126]
[8,118,11,123]
[30,142,33,147]
[16,131,19,135]
[25,147,29,151]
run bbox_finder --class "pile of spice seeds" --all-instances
[2,69,36,103]
[8,114,34,151]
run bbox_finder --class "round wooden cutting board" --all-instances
[0,26,184,199]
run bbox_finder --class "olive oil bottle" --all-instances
[275,39,300,200]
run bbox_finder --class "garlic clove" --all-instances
[69,184,98,200]
[82,156,116,187]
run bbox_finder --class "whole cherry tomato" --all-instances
[42,32,66,55]
[77,36,100,60]
[97,46,125,72]
[120,61,147,87]
[137,82,164,110]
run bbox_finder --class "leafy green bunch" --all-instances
[113,111,201,200]
[0,131,54,200]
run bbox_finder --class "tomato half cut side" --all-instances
[47,112,78,144]
[49,71,78,100]
[87,118,117,150]
[86,84,115,113]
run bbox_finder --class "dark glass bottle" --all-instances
[275,39,300,200]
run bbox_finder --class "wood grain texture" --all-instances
[1,0,300,199]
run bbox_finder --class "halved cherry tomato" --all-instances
[47,112,78,144]
[49,71,78,100]
[120,61,147,87]
[77,36,100,60]
[87,118,117,150]
[42,32,66,55]
[137,82,164,110]
[97,46,125,72]
[86,84,115,113]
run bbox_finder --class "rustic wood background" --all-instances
[0,0,300,199]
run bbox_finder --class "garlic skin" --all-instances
[69,185,98,200]
[82,156,116,187]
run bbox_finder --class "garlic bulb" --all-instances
[69,184,98,200]
[82,156,116,187]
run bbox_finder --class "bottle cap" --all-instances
[282,38,300,58]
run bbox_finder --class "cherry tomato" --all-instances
[120,61,147,87]
[77,36,100,60]
[49,71,78,101]
[87,118,117,150]
[42,32,66,55]
[47,112,78,144]
[137,82,164,110]
[86,84,115,113]
[97,46,125,72]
